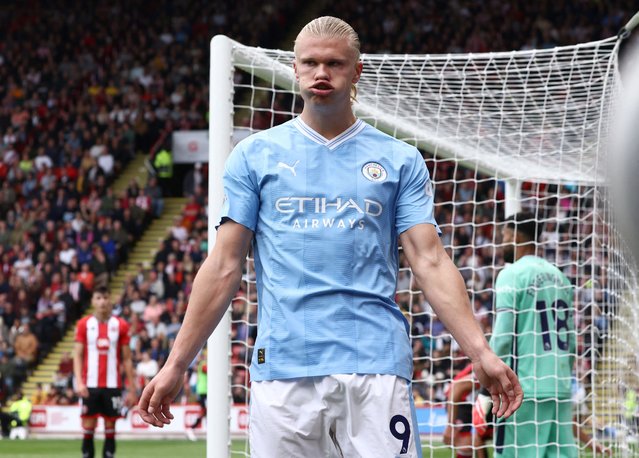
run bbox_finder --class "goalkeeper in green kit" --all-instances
[490,212,577,457]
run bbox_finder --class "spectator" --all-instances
[52,370,70,390]
[145,177,164,218]
[148,338,168,367]
[181,194,202,231]
[166,313,182,341]
[12,251,33,282]
[0,390,32,438]
[90,247,110,289]
[77,263,95,293]
[136,351,159,385]
[13,323,39,370]
[147,271,165,299]
[145,315,168,341]
[57,351,74,383]
[169,216,188,243]
[128,290,148,317]
[58,240,77,266]
[55,387,78,405]
[182,162,205,197]
[68,273,87,320]
[34,147,53,172]
[97,148,115,178]
[0,354,18,397]
[30,383,48,405]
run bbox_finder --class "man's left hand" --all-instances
[472,350,523,419]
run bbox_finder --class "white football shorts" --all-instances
[249,373,423,458]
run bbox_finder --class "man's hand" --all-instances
[442,425,453,445]
[588,438,613,456]
[76,383,89,399]
[125,389,138,407]
[472,351,523,419]
[137,364,184,427]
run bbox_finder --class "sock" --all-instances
[82,430,95,458]
[103,429,116,458]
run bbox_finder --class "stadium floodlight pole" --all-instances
[207,34,234,458]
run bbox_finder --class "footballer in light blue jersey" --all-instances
[138,18,522,452]
[220,116,439,382]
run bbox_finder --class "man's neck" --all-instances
[95,313,111,322]
[299,108,356,140]
[514,246,536,262]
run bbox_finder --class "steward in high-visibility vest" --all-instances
[0,392,32,437]
[154,149,173,178]
[186,352,208,436]
[9,395,32,426]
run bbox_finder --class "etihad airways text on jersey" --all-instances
[275,197,383,230]
[275,197,383,216]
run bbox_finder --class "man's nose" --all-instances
[315,64,329,78]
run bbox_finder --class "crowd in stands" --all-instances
[0,0,297,404]
[318,0,636,54]
[0,0,633,408]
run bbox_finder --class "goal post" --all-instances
[208,29,639,457]
[206,35,234,458]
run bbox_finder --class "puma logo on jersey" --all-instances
[277,160,299,176]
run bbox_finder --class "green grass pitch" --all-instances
[0,439,623,457]
[0,439,458,457]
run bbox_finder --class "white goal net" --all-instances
[207,33,639,457]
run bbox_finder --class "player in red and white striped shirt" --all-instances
[442,363,495,458]
[74,287,136,458]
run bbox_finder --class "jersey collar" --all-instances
[293,117,366,150]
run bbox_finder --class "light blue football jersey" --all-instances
[220,117,439,382]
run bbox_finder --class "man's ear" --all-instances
[353,61,363,83]
[515,231,531,245]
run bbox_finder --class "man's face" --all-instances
[92,292,112,316]
[501,226,515,263]
[294,34,362,109]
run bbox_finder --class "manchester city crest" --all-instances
[362,162,387,182]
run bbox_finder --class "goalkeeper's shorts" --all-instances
[494,398,576,458]
[250,374,422,458]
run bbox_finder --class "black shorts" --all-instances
[197,394,207,409]
[456,404,473,434]
[81,388,123,420]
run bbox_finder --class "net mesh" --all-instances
[214,37,639,457]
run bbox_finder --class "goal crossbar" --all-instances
[232,36,621,185]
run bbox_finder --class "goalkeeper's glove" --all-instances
[472,390,494,439]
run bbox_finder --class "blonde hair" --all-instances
[294,16,361,102]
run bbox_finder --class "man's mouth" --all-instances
[310,82,333,95]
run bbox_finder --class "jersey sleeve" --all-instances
[494,266,518,311]
[395,148,440,235]
[75,318,86,343]
[490,307,515,364]
[218,143,259,231]
[490,267,518,364]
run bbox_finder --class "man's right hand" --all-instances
[137,364,184,427]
